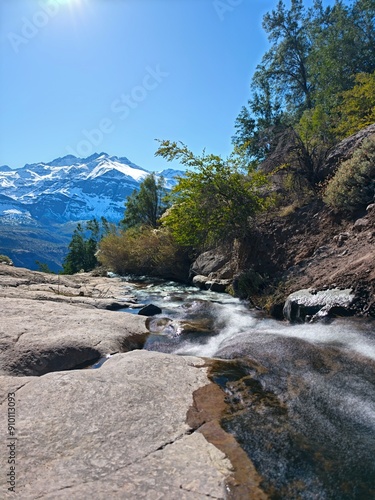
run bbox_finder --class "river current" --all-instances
[122,277,375,499]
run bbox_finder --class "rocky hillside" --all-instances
[190,125,375,320]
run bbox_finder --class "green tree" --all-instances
[233,0,312,163]
[334,71,375,139]
[262,0,313,112]
[155,141,272,249]
[35,261,55,274]
[121,173,168,229]
[61,218,109,274]
[233,0,375,168]
[309,0,375,111]
[62,223,87,274]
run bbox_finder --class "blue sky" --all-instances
[0,0,328,171]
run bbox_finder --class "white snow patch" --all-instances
[86,160,148,182]
[3,209,23,215]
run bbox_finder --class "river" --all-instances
[122,277,375,499]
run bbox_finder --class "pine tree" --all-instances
[61,218,109,274]
[121,174,168,229]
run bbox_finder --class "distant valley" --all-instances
[0,153,182,271]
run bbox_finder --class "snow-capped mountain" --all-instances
[0,152,182,224]
[0,153,183,271]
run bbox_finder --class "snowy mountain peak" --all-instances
[0,153,183,224]
[46,155,79,167]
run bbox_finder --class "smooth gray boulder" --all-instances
[192,274,209,289]
[283,288,356,322]
[192,275,231,293]
[190,249,234,280]
[0,350,232,499]
[0,297,149,376]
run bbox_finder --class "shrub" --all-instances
[155,140,272,249]
[324,136,375,213]
[0,254,13,265]
[97,226,190,280]
[233,269,266,299]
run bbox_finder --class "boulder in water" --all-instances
[191,249,232,278]
[192,275,209,289]
[138,304,162,316]
[207,279,232,293]
[283,288,355,323]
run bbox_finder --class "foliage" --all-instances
[262,0,313,112]
[334,71,375,139]
[35,261,55,273]
[323,136,375,212]
[121,173,169,229]
[233,269,267,300]
[155,141,273,249]
[233,0,375,188]
[98,226,189,280]
[61,217,111,274]
[309,0,375,110]
[0,254,13,265]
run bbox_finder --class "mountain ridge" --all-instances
[0,152,182,223]
[0,153,182,271]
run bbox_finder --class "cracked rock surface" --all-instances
[0,297,149,376]
[0,350,232,499]
[0,265,139,310]
[0,264,150,376]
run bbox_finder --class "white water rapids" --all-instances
[125,278,375,362]
[121,277,375,498]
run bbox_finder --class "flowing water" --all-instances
[122,277,375,499]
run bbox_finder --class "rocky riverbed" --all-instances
[0,265,262,499]
[1,264,374,499]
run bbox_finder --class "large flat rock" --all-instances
[0,350,232,499]
[0,265,139,310]
[0,297,149,376]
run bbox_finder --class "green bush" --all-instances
[155,140,272,249]
[233,269,266,300]
[98,226,190,280]
[0,254,13,265]
[324,136,375,213]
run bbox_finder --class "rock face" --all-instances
[0,351,233,499]
[0,266,240,498]
[192,275,231,293]
[191,250,233,279]
[0,265,151,376]
[324,123,375,174]
[283,288,356,322]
